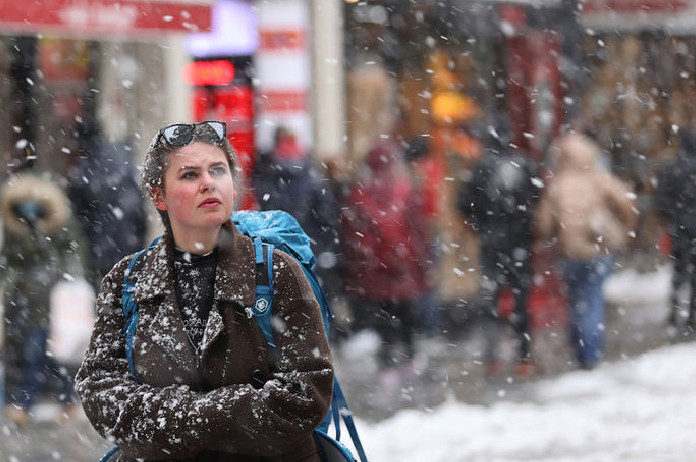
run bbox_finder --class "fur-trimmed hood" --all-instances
[1,174,70,236]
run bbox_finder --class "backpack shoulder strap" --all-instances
[248,236,276,362]
[121,237,159,379]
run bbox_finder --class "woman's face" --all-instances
[155,142,235,237]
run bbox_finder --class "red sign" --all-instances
[0,0,212,37]
[259,30,305,52]
[182,60,235,86]
[259,90,308,113]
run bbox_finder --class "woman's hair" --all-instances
[140,122,238,228]
[140,122,238,194]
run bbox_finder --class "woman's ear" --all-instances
[151,188,167,211]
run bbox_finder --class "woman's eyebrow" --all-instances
[178,161,226,171]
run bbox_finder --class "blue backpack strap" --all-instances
[109,239,159,462]
[332,379,369,462]
[98,446,119,462]
[248,237,276,361]
[121,237,160,380]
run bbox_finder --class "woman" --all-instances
[535,132,637,370]
[75,121,334,461]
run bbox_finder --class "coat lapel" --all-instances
[199,223,257,353]
[129,223,258,364]
[130,238,198,375]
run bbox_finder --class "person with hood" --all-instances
[252,127,341,302]
[341,139,432,379]
[75,121,333,461]
[0,170,88,425]
[655,127,696,330]
[457,128,542,377]
[536,132,637,369]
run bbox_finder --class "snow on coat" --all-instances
[75,221,334,461]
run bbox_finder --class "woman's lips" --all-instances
[199,198,222,208]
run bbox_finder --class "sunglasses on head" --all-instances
[157,121,226,147]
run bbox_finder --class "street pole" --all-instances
[310,0,346,162]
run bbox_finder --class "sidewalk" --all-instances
[0,403,111,461]
[335,263,685,421]
[0,264,687,460]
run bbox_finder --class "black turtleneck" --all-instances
[173,248,218,349]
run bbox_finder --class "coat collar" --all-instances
[134,220,257,309]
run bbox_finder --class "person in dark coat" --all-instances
[457,128,542,377]
[66,135,148,287]
[75,121,333,461]
[655,127,696,330]
[252,127,341,301]
[0,171,89,425]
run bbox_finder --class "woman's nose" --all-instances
[199,172,215,191]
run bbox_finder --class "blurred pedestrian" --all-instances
[0,170,88,425]
[252,126,342,302]
[75,121,333,460]
[654,127,696,331]
[66,128,148,287]
[341,139,432,380]
[457,128,542,377]
[536,132,637,369]
[404,136,442,336]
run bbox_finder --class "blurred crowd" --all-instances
[2,118,695,426]
[253,122,642,383]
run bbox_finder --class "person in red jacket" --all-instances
[341,139,432,376]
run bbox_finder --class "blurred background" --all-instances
[1,0,695,460]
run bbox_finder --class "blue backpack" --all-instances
[105,210,368,462]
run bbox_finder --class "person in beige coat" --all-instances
[75,121,334,461]
[536,132,637,369]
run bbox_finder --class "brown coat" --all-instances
[75,221,334,461]
[535,133,637,260]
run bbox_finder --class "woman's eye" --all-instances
[210,166,227,176]
[180,171,198,179]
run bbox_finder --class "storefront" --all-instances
[0,0,340,228]
[0,0,214,182]
[580,0,696,254]
[343,1,574,327]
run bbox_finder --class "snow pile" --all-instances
[604,264,670,307]
[358,340,696,462]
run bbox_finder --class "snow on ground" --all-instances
[605,263,670,309]
[357,339,696,462]
[347,264,694,462]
